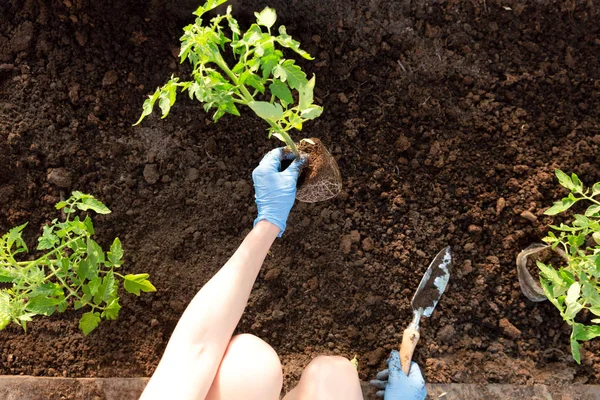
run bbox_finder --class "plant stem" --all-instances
[46,261,84,303]
[214,54,254,101]
[267,122,299,157]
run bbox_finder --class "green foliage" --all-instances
[134,0,322,156]
[0,193,156,335]
[539,170,600,363]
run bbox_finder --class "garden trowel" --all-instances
[399,246,452,375]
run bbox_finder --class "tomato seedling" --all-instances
[135,0,322,158]
[539,170,600,363]
[0,192,156,335]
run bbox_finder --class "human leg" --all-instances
[283,356,363,400]
[206,334,283,400]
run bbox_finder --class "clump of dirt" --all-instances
[286,138,342,203]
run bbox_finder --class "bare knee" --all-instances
[286,356,362,400]
[226,334,283,384]
[303,355,358,381]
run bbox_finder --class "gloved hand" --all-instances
[369,350,426,400]
[252,147,306,237]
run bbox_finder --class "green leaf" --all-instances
[107,238,124,267]
[0,291,12,330]
[240,71,265,94]
[571,173,583,193]
[592,182,600,196]
[255,7,277,29]
[74,300,84,310]
[571,336,581,364]
[585,204,600,217]
[248,101,284,120]
[55,201,68,210]
[298,75,315,110]
[273,60,307,90]
[193,0,227,17]
[556,169,575,191]
[7,223,28,253]
[30,283,63,298]
[83,216,95,236]
[123,274,156,296]
[87,238,105,269]
[260,52,282,78]
[269,81,293,106]
[564,301,584,320]
[566,282,581,306]
[545,197,576,215]
[37,225,58,251]
[79,311,101,336]
[134,89,160,126]
[574,324,600,341]
[537,261,565,289]
[102,298,121,320]
[88,278,102,296]
[26,296,60,316]
[275,26,313,60]
[102,271,118,303]
[301,106,323,120]
[76,197,110,215]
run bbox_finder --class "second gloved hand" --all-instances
[369,350,426,400]
[252,147,306,237]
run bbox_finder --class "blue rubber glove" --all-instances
[369,350,426,400]
[252,147,306,237]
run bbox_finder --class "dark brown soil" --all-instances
[1,0,600,392]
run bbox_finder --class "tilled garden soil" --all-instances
[1,0,600,392]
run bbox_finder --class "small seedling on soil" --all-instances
[134,0,322,158]
[539,170,600,363]
[0,192,156,335]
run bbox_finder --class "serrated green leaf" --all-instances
[298,75,315,110]
[240,71,265,94]
[102,298,121,320]
[30,283,63,298]
[83,216,95,236]
[123,274,156,296]
[74,300,84,310]
[269,80,293,105]
[255,7,277,29]
[248,101,284,120]
[87,239,105,269]
[37,225,58,251]
[134,89,161,126]
[556,169,575,191]
[260,52,282,78]
[76,197,110,215]
[566,282,581,306]
[107,238,124,267]
[102,271,118,303]
[7,223,28,253]
[545,198,576,215]
[585,205,600,217]
[301,106,323,120]
[0,291,12,330]
[79,311,101,336]
[537,261,566,289]
[88,277,102,297]
[273,60,307,90]
[25,296,60,316]
[571,173,583,193]
[275,26,313,60]
[193,0,227,17]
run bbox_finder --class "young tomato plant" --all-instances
[0,192,156,335]
[134,0,322,157]
[539,170,600,363]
